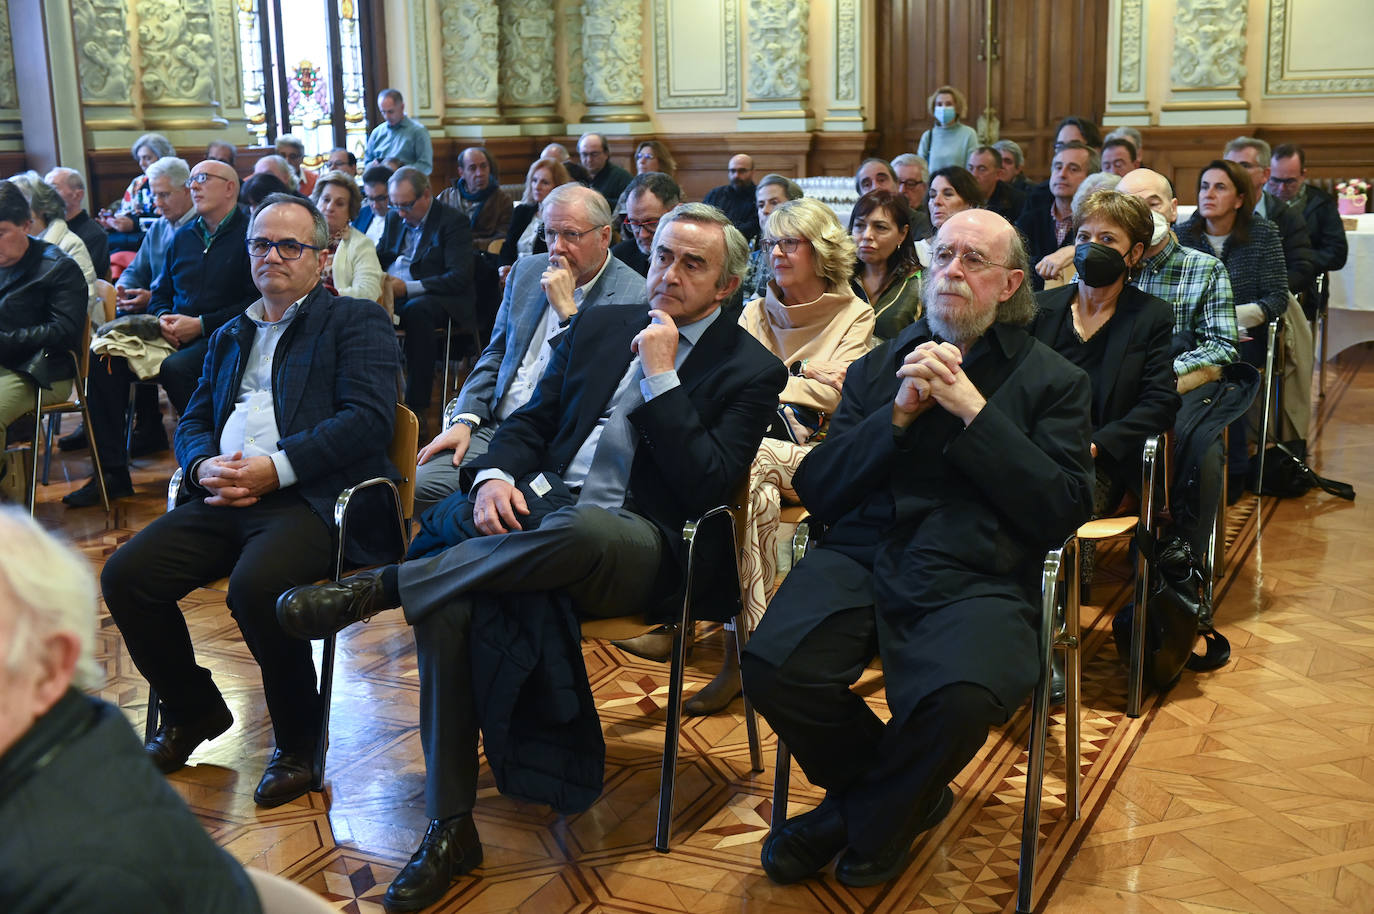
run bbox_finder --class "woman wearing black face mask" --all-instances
[1031,191,1181,592]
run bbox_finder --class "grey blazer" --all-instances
[454,251,646,423]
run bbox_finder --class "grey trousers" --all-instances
[413,424,496,515]
[398,504,665,818]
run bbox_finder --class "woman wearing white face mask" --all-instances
[917,85,979,173]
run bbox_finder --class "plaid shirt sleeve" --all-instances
[1135,239,1239,378]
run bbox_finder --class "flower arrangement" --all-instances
[1336,179,1369,215]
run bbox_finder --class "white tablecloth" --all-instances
[1324,213,1374,358]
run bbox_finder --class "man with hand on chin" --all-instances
[742,209,1094,889]
[412,184,644,513]
[100,193,399,809]
[276,203,786,913]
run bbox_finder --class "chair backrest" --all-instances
[245,868,337,914]
[94,279,116,324]
[377,278,395,320]
[390,404,420,521]
[73,313,93,384]
[487,238,504,255]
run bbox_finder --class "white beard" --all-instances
[924,275,995,344]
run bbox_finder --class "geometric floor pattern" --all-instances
[27,344,1374,913]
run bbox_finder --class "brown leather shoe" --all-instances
[144,703,234,774]
[253,749,317,808]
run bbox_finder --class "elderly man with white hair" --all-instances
[44,166,110,280]
[0,509,261,914]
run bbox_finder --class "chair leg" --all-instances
[41,412,58,485]
[313,634,336,790]
[144,687,160,744]
[1017,547,1063,914]
[27,393,41,514]
[770,740,791,835]
[655,595,692,853]
[1256,319,1280,527]
[733,613,763,773]
[441,318,454,406]
[1063,539,1081,819]
[78,399,110,512]
[1127,531,1149,719]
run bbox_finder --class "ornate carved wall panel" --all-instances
[822,0,864,131]
[1104,0,1149,125]
[739,0,812,130]
[579,0,650,128]
[653,0,739,110]
[439,0,501,123]
[136,0,217,105]
[0,0,19,112]
[1265,0,1374,96]
[72,0,134,105]
[1171,0,1246,89]
[500,0,561,127]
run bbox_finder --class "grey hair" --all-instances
[132,132,175,161]
[757,173,804,201]
[378,88,403,104]
[459,146,498,182]
[47,167,85,194]
[998,225,1036,326]
[992,140,1024,168]
[256,154,298,191]
[540,182,612,228]
[654,202,750,291]
[389,165,429,197]
[1072,171,1120,210]
[249,192,330,249]
[275,133,305,153]
[625,172,682,209]
[145,156,191,188]
[890,153,929,181]
[7,171,65,225]
[0,508,101,691]
[1225,135,1271,164]
[1105,126,1143,150]
[1054,141,1101,175]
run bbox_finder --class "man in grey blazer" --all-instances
[414,184,646,512]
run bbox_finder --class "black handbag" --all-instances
[1248,439,1356,501]
[1113,532,1230,693]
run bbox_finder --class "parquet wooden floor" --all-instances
[26,344,1374,913]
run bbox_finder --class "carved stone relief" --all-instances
[73,0,135,104]
[439,0,500,109]
[835,0,857,102]
[558,0,584,105]
[580,0,644,106]
[0,0,19,110]
[746,0,810,101]
[137,0,217,103]
[501,0,559,114]
[1171,0,1246,89]
[212,0,242,109]
[1118,0,1143,94]
[411,0,431,109]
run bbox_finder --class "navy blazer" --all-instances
[465,302,787,610]
[377,199,475,313]
[1032,284,1181,490]
[174,285,401,528]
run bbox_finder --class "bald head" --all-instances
[728,154,754,188]
[44,167,85,219]
[1116,167,1177,232]
[924,209,1032,345]
[188,159,240,223]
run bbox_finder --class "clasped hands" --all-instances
[196,451,280,507]
[892,340,986,428]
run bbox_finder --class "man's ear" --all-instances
[999,269,1026,302]
[714,273,741,303]
[33,631,80,713]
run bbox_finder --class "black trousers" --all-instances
[742,607,1003,857]
[101,490,333,753]
[396,294,449,412]
[86,339,207,472]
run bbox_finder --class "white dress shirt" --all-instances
[217,297,303,488]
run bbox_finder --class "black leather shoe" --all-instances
[144,703,233,774]
[834,786,954,887]
[384,815,483,912]
[57,424,87,451]
[253,749,317,807]
[276,571,390,639]
[760,799,847,884]
[62,471,134,507]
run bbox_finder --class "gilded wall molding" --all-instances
[1265,0,1374,96]
[652,0,739,110]
[73,0,134,104]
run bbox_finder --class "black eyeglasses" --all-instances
[246,238,322,260]
[389,198,419,212]
[762,236,804,254]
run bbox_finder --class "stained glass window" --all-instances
[237,0,370,169]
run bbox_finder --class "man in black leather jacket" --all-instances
[0,181,86,468]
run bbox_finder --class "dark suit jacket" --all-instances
[175,284,401,528]
[986,180,1026,222]
[609,238,649,276]
[1014,182,1060,291]
[1298,185,1349,311]
[377,199,475,321]
[499,204,548,266]
[67,211,110,281]
[466,302,787,610]
[1032,284,1181,491]
[0,239,87,388]
[748,319,1094,718]
[1260,189,1317,295]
